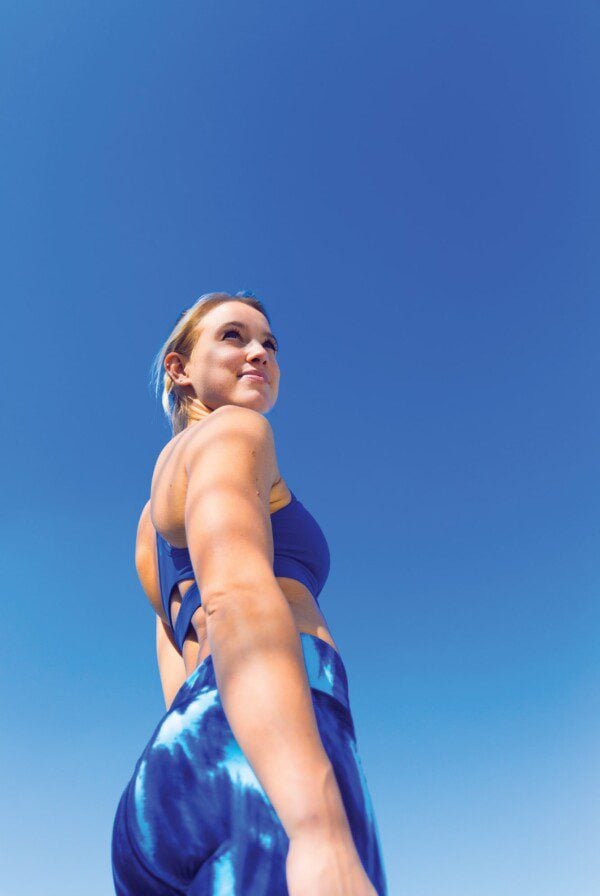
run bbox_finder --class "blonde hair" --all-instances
[150,291,273,435]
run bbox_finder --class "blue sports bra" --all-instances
[155,490,331,652]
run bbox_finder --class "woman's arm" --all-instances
[156,616,187,711]
[182,404,352,842]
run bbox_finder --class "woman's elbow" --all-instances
[201,566,284,618]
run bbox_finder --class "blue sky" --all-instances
[2,2,599,893]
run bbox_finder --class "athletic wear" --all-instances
[112,633,388,895]
[156,491,331,652]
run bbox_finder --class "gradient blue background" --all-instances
[2,2,598,894]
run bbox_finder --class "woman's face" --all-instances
[166,300,280,414]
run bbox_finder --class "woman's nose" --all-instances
[247,341,268,362]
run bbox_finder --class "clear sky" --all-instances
[2,2,599,894]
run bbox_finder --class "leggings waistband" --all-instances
[170,633,350,713]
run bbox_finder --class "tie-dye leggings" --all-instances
[111,633,388,895]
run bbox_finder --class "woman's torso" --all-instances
[135,422,339,677]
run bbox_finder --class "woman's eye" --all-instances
[223,329,278,352]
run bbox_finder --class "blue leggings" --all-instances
[111,633,388,895]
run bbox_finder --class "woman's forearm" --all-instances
[204,581,352,841]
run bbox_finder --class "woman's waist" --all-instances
[174,630,349,716]
[180,578,336,664]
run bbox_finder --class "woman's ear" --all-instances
[164,352,191,386]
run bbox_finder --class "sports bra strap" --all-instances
[172,582,201,649]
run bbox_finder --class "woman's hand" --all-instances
[286,826,379,896]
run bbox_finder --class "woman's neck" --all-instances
[185,396,214,427]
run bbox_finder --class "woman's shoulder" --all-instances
[180,408,277,485]
[148,408,279,544]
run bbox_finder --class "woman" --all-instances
[111,291,388,895]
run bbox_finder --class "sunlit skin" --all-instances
[164,300,281,422]
[145,297,335,685]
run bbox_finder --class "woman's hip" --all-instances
[112,633,387,894]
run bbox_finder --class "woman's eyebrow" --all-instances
[219,320,278,342]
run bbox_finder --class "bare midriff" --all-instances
[169,575,339,677]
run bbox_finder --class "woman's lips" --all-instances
[240,373,268,383]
